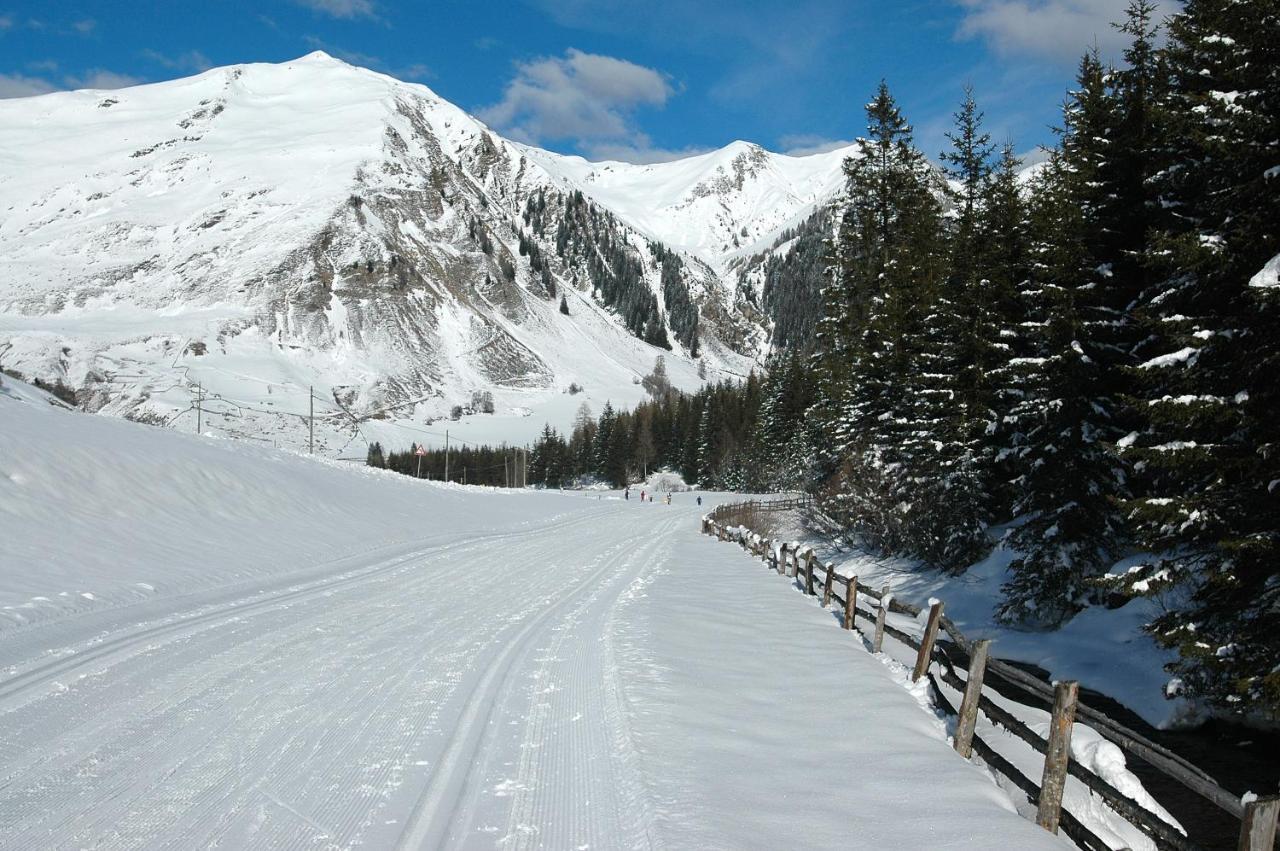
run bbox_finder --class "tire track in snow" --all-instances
[0,506,614,713]
[0,508,609,848]
[497,516,675,851]
[395,514,676,850]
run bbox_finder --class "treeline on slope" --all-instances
[512,352,816,492]
[799,0,1276,716]
[753,209,831,349]
[366,441,526,487]
[523,188,700,353]
[366,352,816,492]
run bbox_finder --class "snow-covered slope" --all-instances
[526,139,851,278]
[0,52,845,451]
[0,380,1071,849]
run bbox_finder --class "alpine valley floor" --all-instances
[0,382,1066,850]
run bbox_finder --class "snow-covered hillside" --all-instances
[525,138,851,278]
[0,378,1080,849]
[0,52,848,452]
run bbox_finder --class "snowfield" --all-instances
[0,381,1067,849]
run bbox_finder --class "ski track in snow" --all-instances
[0,497,1069,851]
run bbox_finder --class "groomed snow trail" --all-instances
[1,394,1066,849]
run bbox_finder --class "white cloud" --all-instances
[293,0,376,19]
[300,36,430,80]
[141,49,213,73]
[0,14,13,31]
[778,134,857,157]
[480,49,673,147]
[71,18,95,34]
[66,70,144,90]
[582,140,715,165]
[0,73,57,99]
[955,0,1152,63]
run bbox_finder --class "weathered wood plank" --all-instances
[843,575,857,631]
[953,639,991,759]
[1036,680,1079,834]
[1239,796,1280,851]
[911,601,944,682]
[873,585,890,652]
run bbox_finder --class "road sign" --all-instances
[414,445,428,456]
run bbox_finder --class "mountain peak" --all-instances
[296,50,340,64]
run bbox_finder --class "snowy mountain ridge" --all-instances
[0,52,847,450]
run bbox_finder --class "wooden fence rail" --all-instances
[703,498,1277,851]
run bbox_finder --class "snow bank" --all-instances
[0,379,575,629]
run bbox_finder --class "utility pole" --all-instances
[444,429,450,483]
[308,385,314,454]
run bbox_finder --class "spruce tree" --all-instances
[908,86,1003,570]
[998,52,1129,627]
[814,81,948,554]
[1116,0,1280,713]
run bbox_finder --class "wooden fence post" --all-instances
[843,576,857,630]
[912,601,945,682]
[953,639,992,759]
[1036,680,1079,834]
[791,548,800,579]
[777,543,788,575]
[873,585,890,652]
[804,552,816,596]
[822,562,835,607]
[1239,796,1280,851]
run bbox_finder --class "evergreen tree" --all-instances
[981,141,1032,518]
[908,86,1003,569]
[814,81,948,555]
[1115,0,1280,713]
[998,53,1129,626]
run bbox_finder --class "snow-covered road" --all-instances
[0,387,1065,849]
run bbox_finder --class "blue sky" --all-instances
[0,0,1150,164]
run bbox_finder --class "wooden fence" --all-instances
[702,498,1278,851]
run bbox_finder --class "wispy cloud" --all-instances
[293,0,376,19]
[954,0,1148,63]
[300,36,432,80]
[480,49,674,148]
[66,69,144,90]
[525,0,850,117]
[141,49,213,73]
[778,134,857,157]
[71,18,96,35]
[582,140,714,164]
[0,72,57,99]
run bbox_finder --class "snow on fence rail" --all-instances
[702,498,1279,851]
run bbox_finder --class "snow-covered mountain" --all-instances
[0,52,846,450]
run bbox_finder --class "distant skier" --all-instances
[697,496,702,507]
[640,490,646,503]
[664,493,671,505]
[625,488,630,501]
